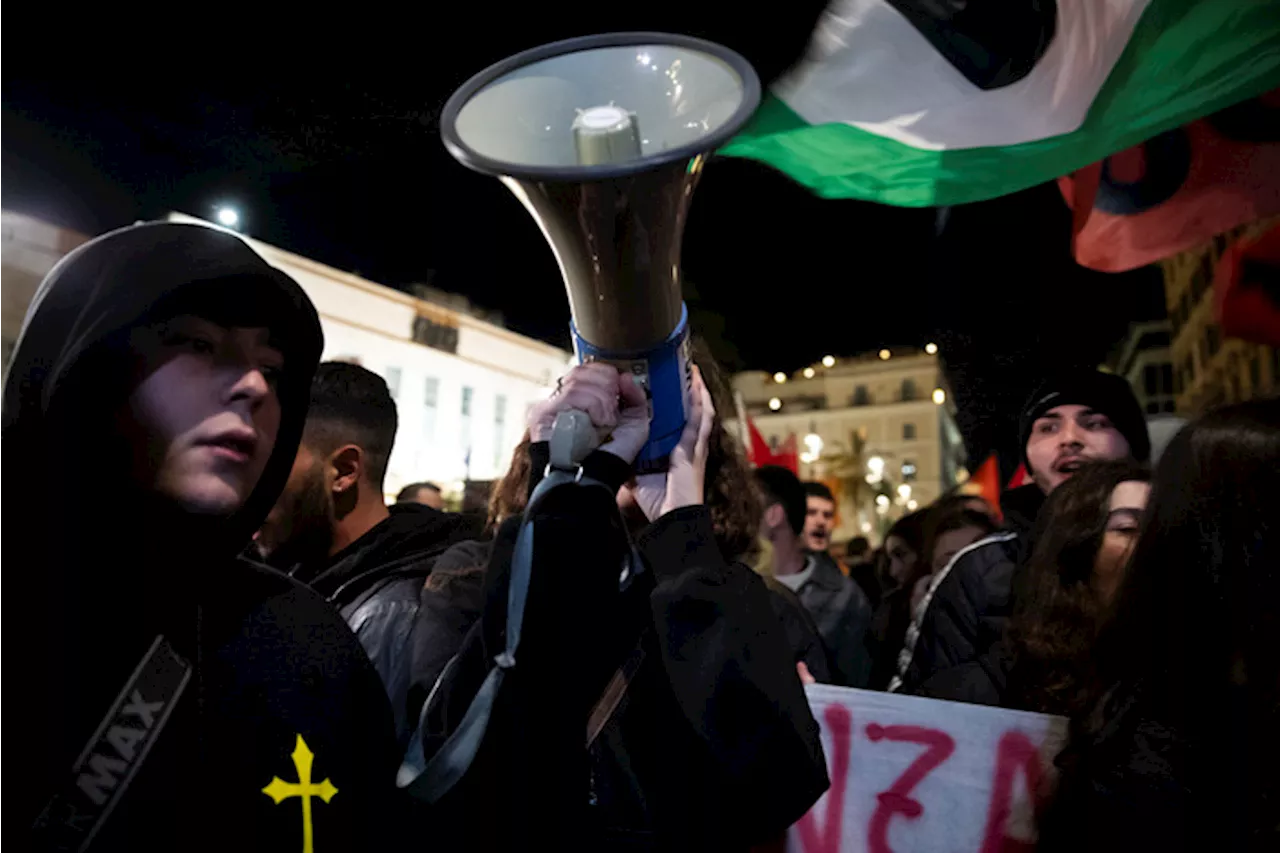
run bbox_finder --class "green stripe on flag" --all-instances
[720,0,1280,206]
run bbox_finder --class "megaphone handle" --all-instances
[549,409,600,470]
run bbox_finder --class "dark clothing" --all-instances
[865,585,912,691]
[291,504,483,746]
[5,223,404,851]
[1039,683,1260,853]
[406,538,494,720]
[418,443,828,850]
[790,552,875,687]
[893,484,1043,695]
[847,558,883,609]
[763,577,835,683]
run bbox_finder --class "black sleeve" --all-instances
[633,505,830,842]
[899,548,988,692]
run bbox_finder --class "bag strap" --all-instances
[32,635,192,852]
[585,634,648,749]
[399,466,611,803]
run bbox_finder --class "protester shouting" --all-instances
[4,223,405,851]
[256,362,481,746]
[893,369,1150,692]
[408,361,828,850]
[1041,400,1280,853]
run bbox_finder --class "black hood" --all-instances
[303,504,485,603]
[2,221,322,557]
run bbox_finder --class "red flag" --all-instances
[1060,90,1280,273]
[745,417,800,474]
[971,455,1003,518]
[1216,221,1280,347]
[1007,463,1031,490]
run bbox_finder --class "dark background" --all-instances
[1,5,1164,472]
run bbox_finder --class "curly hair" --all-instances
[1006,459,1151,716]
[483,338,761,564]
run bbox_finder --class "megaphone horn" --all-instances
[441,32,761,471]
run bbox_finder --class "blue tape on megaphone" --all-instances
[571,304,691,472]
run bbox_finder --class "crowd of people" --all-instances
[6,220,1277,851]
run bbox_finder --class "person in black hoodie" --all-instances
[256,361,481,745]
[406,362,828,850]
[891,369,1150,694]
[4,222,404,851]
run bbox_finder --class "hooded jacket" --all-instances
[4,222,404,851]
[292,503,483,745]
[889,483,1045,696]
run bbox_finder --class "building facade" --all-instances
[2,209,573,503]
[732,349,965,543]
[1108,320,1177,416]
[1164,220,1279,415]
[1,211,88,374]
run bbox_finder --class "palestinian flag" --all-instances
[721,0,1280,207]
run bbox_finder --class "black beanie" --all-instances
[1018,370,1151,468]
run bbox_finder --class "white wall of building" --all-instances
[1,211,88,371]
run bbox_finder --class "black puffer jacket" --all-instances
[295,505,483,746]
[891,484,1044,695]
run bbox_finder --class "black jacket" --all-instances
[293,504,483,746]
[418,442,829,850]
[891,484,1044,696]
[5,223,405,851]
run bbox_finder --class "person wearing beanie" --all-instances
[891,368,1149,698]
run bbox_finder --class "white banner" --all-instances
[789,685,1068,853]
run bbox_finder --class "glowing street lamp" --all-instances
[804,432,823,455]
[897,483,912,500]
[768,397,782,411]
[216,207,241,229]
[875,494,890,508]
[878,349,891,360]
[822,355,836,368]
[803,367,816,379]
[925,342,938,355]
[773,371,787,384]
[907,499,918,511]
[932,388,947,405]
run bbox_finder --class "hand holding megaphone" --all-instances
[529,363,651,465]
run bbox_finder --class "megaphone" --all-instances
[441,33,760,470]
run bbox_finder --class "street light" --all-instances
[925,342,938,355]
[875,494,890,507]
[804,432,823,455]
[216,206,240,229]
[932,388,947,405]
[773,371,787,384]
[822,355,836,368]
[768,397,782,411]
[907,499,919,511]
[878,349,891,360]
[897,483,912,499]
[867,455,885,475]
[803,367,815,379]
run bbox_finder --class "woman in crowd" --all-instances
[918,503,998,611]
[913,462,1149,709]
[1003,460,1150,717]
[865,511,926,689]
[1041,400,1279,852]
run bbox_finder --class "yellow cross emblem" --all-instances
[262,734,339,853]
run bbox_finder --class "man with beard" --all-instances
[257,362,480,745]
[892,368,1150,694]
[6,222,404,850]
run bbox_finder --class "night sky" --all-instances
[2,6,1163,473]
